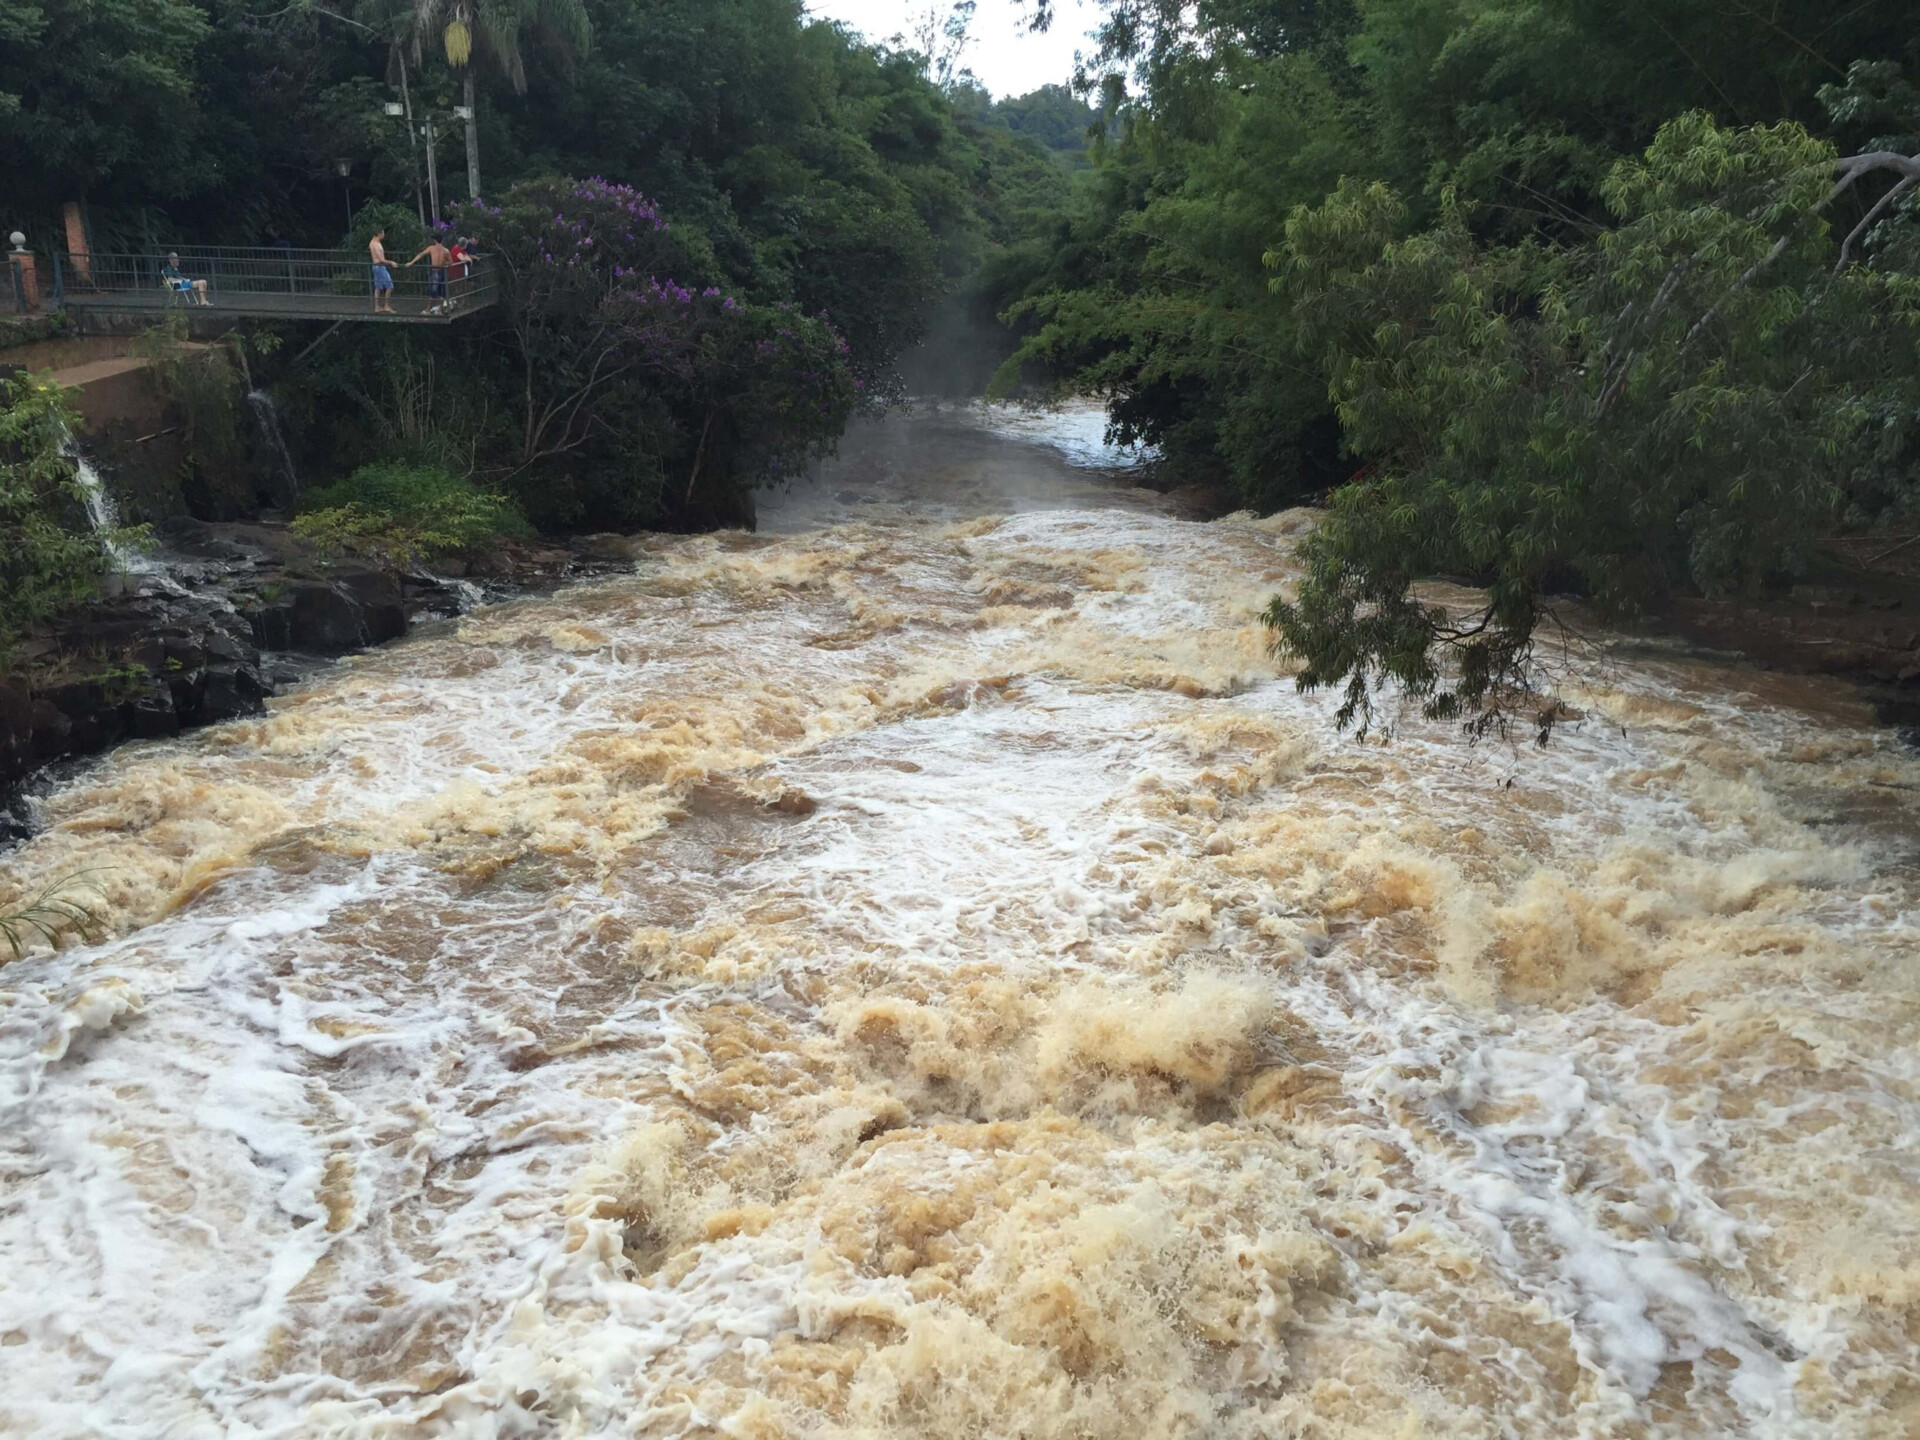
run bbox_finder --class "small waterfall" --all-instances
[71,447,120,533]
[245,389,299,508]
[60,427,159,577]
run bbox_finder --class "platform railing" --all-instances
[53,245,497,318]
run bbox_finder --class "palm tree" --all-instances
[415,0,590,201]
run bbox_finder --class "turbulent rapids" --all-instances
[2,404,1917,1439]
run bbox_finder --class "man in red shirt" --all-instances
[447,237,474,312]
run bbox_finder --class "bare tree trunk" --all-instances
[397,49,425,229]
[463,70,481,202]
[685,409,717,505]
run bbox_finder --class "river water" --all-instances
[2,404,1916,1438]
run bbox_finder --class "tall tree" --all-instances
[1268,110,1920,740]
[0,0,210,232]
[412,0,590,199]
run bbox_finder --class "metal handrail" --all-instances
[55,248,496,315]
[162,244,445,259]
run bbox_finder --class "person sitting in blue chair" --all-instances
[162,253,210,307]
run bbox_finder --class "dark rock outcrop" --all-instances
[244,568,409,655]
[0,679,33,786]
[284,580,366,653]
[3,516,611,830]
[7,580,272,792]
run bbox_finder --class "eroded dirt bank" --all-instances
[0,405,1916,1438]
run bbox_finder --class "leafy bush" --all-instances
[1,376,114,665]
[344,200,429,265]
[290,504,444,569]
[295,461,528,566]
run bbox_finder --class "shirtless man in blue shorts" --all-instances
[369,229,396,314]
[408,237,453,315]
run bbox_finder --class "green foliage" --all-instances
[990,0,1911,509]
[979,0,1920,741]
[1266,115,1920,739]
[290,503,451,568]
[345,199,429,260]
[990,85,1098,167]
[0,376,113,664]
[0,0,209,214]
[297,460,527,563]
[992,50,1355,505]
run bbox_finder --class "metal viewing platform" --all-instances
[54,246,497,324]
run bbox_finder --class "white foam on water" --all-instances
[971,399,1157,470]
[2,417,1917,1437]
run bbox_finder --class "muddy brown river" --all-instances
[1,404,1916,1437]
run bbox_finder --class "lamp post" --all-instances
[334,158,354,232]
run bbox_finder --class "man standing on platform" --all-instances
[407,236,452,316]
[369,229,396,315]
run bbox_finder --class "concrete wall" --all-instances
[67,361,196,524]
[0,333,136,374]
[0,346,193,524]
[5,328,265,524]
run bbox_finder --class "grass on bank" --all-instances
[0,872,106,961]
[291,461,529,569]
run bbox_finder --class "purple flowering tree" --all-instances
[451,177,705,470]
[453,177,858,517]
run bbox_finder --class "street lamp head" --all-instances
[384,101,405,117]
[334,158,353,178]
[7,232,24,250]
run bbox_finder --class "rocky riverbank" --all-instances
[0,518,618,841]
[16,482,1920,849]
[1655,547,1920,729]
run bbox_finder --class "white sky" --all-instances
[805,0,1098,99]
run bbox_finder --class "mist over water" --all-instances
[2,404,1917,1438]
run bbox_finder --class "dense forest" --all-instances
[5,0,1920,737]
[990,0,1920,737]
[987,0,1920,736]
[2,0,1083,562]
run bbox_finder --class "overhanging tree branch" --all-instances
[1681,148,1920,350]
[1835,173,1918,272]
